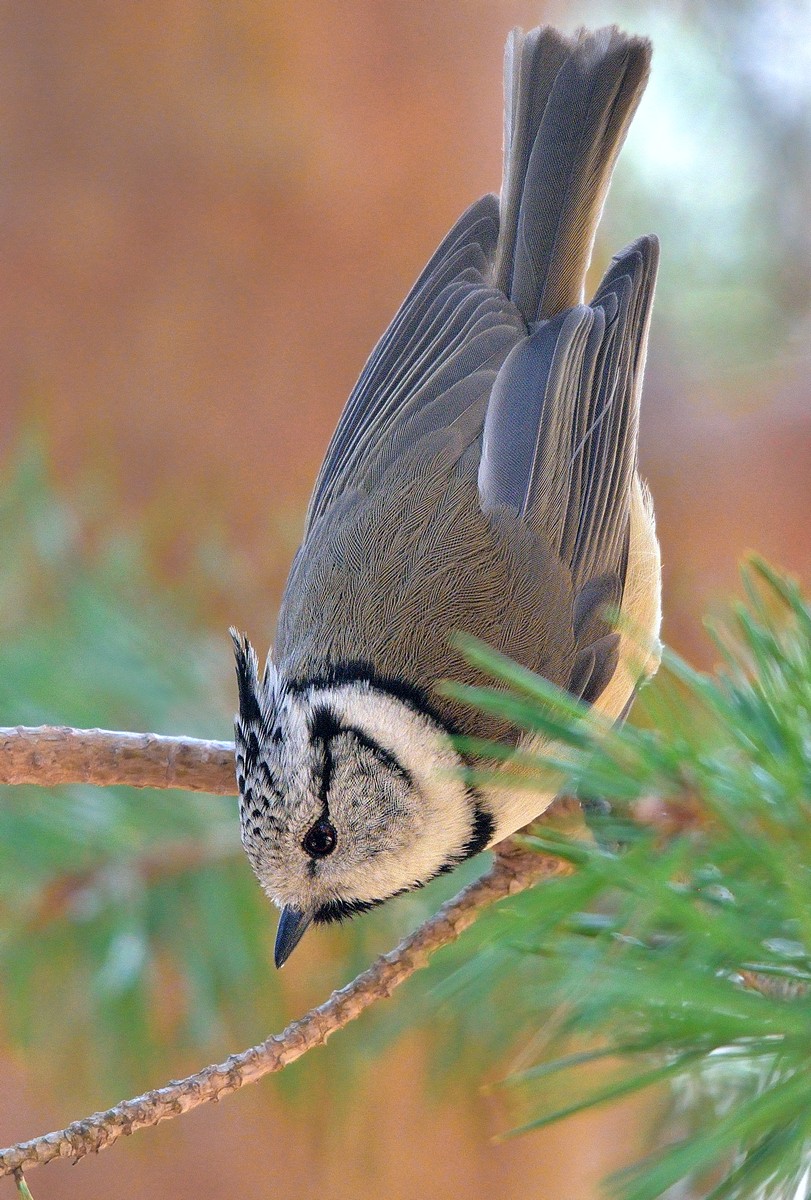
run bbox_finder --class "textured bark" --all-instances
[0,842,567,1176]
[0,726,236,793]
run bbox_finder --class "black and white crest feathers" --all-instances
[230,628,262,728]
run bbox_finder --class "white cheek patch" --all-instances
[306,685,475,903]
[238,674,482,912]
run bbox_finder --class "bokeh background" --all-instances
[1,1,810,1197]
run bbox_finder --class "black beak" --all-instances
[274,906,313,968]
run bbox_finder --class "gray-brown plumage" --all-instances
[275,25,656,739]
[233,25,662,966]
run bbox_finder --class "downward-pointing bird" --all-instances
[231,25,662,967]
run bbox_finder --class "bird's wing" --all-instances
[304,195,525,535]
[479,234,659,701]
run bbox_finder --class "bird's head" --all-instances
[230,632,493,966]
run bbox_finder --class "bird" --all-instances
[231,24,662,968]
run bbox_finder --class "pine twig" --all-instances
[13,1170,34,1199]
[0,842,566,1177]
[0,726,236,793]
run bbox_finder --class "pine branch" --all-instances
[0,842,566,1177]
[0,725,703,835]
[0,726,236,793]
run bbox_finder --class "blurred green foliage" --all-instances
[0,440,283,1091]
[420,560,811,1199]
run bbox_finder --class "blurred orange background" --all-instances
[1,1,810,1196]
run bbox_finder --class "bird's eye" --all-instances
[303,818,337,858]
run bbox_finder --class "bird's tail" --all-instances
[494,26,651,325]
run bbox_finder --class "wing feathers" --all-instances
[496,27,571,297]
[305,195,523,532]
[479,234,658,594]
[571,236,658,588]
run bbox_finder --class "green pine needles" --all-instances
[439,560,811,1200]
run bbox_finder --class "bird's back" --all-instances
[274,26,660,743]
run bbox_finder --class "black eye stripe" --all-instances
[310,707,336,810]
[287,665,458,739]
[309,706,343,743]
[341,726,413,788]
[309,707,414,800]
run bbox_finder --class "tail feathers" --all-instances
[495,26,651,326]
[495,27,570,298]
